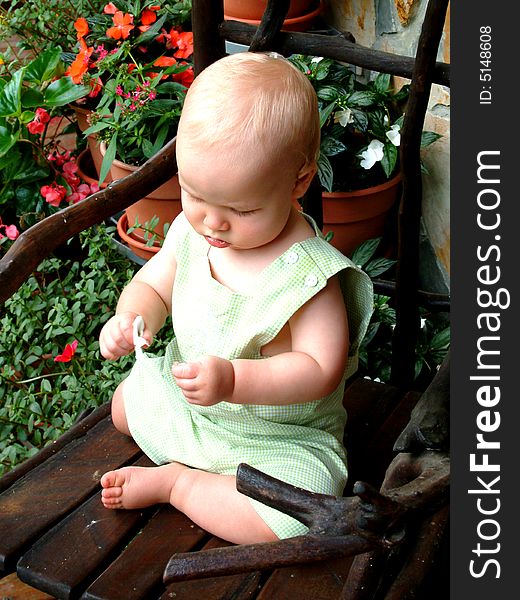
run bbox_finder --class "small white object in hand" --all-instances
[132,315,147,359]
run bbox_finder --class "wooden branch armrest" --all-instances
[0,138,177,306]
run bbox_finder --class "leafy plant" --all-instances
[0,224,170,474]
[0,48,94,231]
[289,55,442,193]
[67,0,194,183]
[351,238,450,386]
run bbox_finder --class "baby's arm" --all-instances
[173,276,349,406]
[99,221,179,360]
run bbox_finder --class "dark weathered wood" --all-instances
[191,0,225,75]
[162,538,261,600]
[372,279,450,312]
[0,417,141,574]
[257,555,354,600]
[384,505,449,600]
[221,22,450,87]
[0,138,177,306]
[82,505,207,600]
[394,351,450,452]
[0,402,111,495]
[362,390,421,488]
[17,459,155,599]
[391,0,450,386]
[248,0,290,52]
[164,534,375,584]
[340,549,389,600]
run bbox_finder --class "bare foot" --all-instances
[100,463,186,510]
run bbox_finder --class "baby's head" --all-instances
[176,52,319,184]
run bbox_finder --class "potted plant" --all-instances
[289,55,441,256]
[0,48,98,240]
[65,1,193,249]
[224,0,323,31]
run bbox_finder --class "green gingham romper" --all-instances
[123,212,373,538]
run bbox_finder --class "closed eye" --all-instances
[232,208,258,217]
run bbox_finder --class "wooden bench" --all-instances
[0,374,449,599]
[0,1,450,597]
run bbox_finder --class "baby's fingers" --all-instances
[172,361,200,379]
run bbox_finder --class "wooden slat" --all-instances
[17,479,153,599]
[162,537,262,600]
[83,505,208,600]
[257,556,354,600]
[0,403,111,495]
[0,416,141,574]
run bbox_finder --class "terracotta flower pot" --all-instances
[225,0,322,31]
[322,173,402,257]
[224,0,314,20]
[117,213,161,261]
[100,143,182,240]
[72,104,112,183]
[76,148,108,189]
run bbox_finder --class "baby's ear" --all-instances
[293,161,318,199]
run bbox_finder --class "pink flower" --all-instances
[0,217,20,240]
[40,183,67,207]
[54,340,78,362]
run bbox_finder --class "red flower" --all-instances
[153,56,177,68]
[40,183,67,207]
[54,340,78,363]
[27,108,51,135]
[171,31,194,59]
[106,11,134,40]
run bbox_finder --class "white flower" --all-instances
[359,139,384,169]
[334,108,354,127]
[386,124,401,146]
[311,56,323,63]
[420,317,426,328]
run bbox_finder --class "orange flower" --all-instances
[140,8,158,28]
[74,17,89,39]
[171,31,194,59]
[173,64,194,88]
[106,11,134,40]
[153,56,177,68]
[66,39,93,84]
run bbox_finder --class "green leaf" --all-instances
[373,73,391,94]
[346,90,376,108]
[320,135,347,157]
[99,133,118,185]
[421,131,442,147]
[319,101,337,129]
[0,126,17,157]
[317,85,341,102]
[24,48,62,84]
[380,143,398,178]
[0,69,23,117]
[364,257,396,278]
[350,238,381,267]
[43,77,89,107]
[317,153,334,192]
[21,88,45,108]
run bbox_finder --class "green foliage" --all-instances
[352,238,450,386]
[289,55,441,192]
[0,0,109,58]
[0,49,90,229]
[0,224,170,475]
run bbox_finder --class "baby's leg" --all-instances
[110,380,131,436]
[101,465,278,544]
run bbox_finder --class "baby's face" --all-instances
[177,142,300,252]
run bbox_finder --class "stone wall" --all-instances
[323,0,451,291]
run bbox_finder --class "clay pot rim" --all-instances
[116,213,161,254]
[224,1,322,28]
[322,172,402,199]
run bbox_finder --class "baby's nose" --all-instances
[203,210,229,231]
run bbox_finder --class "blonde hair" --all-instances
[176,52,319,174]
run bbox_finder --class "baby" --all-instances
[99,52,373,544]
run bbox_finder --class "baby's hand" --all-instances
[172,355,234,406]
[99,312,151,360]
